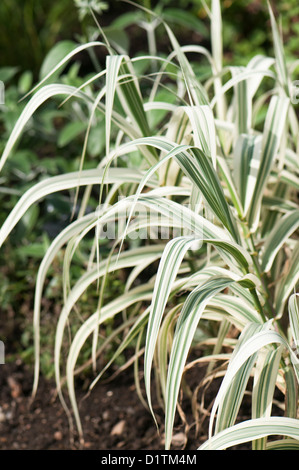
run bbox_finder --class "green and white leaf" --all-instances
[261,209,299,272]
[247,95,289,230]
[199,417,299,450]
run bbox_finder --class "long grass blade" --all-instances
[164,275,240,449]
[144,236,201,422]
[214,322,266,436]
[0,167,157,249]
[275,241,299,315]
[268,2,290,96]
[199,417,299,450]
[261,209,299,272]
[209,327,296,440]
[234,134,262,215]
[247,95,289,230]
[289,294,299,358]
[0,84,88,171]
[251,346,283,449]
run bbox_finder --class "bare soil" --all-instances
[0,356,215,451]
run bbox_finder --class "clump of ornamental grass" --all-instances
[0,1,298,450]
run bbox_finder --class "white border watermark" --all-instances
[291,340,299,365]
[291,80,299,105]
[0,341,4,364]
[94,199,204,245]
[0,81,4,105]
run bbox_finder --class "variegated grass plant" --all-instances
[1,1,299,450]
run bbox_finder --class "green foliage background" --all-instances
[1,0,298,378]
[0,0,299,448]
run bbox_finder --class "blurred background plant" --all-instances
[0,0,299,449]
[1,0,298,386]
[0,0,209,377]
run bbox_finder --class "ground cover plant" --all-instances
[0,0,299,450]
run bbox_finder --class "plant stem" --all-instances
[143,0,152,22]
[249,287,267,323]
[249,234,276,319]
[239,219,279,325]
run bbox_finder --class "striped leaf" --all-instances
[144,236,202,421]
[32,212,95,395]
[181,105,217,166]
[289,294,299,359]
[163,22,209,106]
[0,84,87,171]
[105,55,125,156]
[164,274,249,449]
[214,322,266,436]
[247,95,289,231]
[284,366,298,420]
[261,209,299,272]
[157,305,181,401]
[211,0,225,121]
[266,439,299,450]
[64,283,156,438]
[116,136,241,242]
[231,66,251,135]
[199,417,299,450]
[275,241,299,315]
[191,148,240,243]
[209,327,297,440]
[210,68,275,111]
[0,167,157,249]
[268,2,290,96]
[233,134,262,214]
[251,347,283,449]
[117,58,156,147]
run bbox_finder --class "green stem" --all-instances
[249,234,276,319]
[143,0,152,22]
[249,288,267,323]
[239,219,280,326]
[248,234,287,339]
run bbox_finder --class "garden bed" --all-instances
[0,357,211,450]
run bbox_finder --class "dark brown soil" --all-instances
[0,294,283,452]
[0,261,223,451]
[0,356,214,451]
[0,277,224,451]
